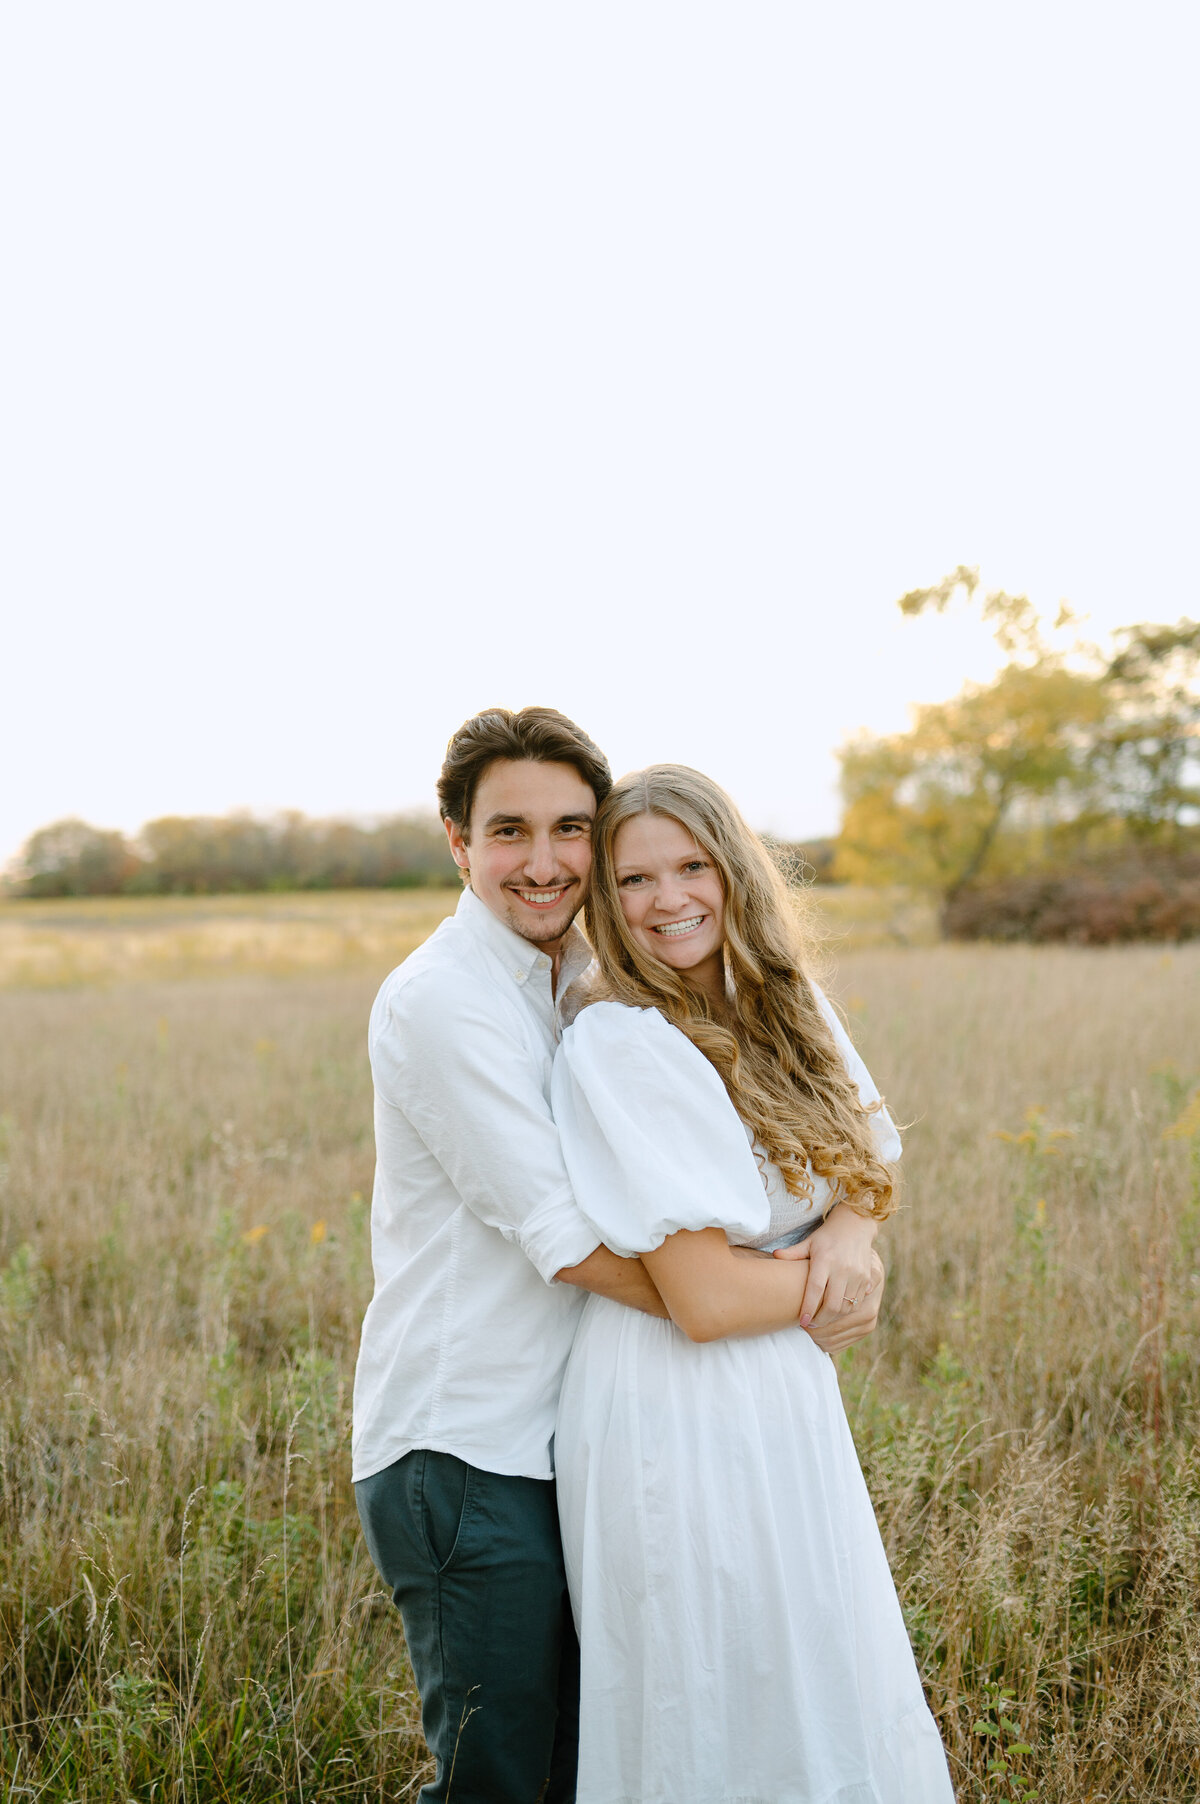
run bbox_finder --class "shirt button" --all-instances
[515,970,526,981]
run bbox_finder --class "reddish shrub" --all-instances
[943,866,1200,944]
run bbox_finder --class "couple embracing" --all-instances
[352,707,953,1804]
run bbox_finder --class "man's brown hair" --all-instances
[436,706,612,834]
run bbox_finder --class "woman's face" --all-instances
[611,813,726,998]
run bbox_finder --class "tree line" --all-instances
[6,811,459,897]
[8,579,1197,940]
[6,812,836,902]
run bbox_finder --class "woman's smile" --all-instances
[650,914,708,937]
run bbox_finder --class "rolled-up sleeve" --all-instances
[369,969,601,1282]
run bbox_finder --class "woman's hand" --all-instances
[772,1206,879,1331]
[803,1250,885,1353]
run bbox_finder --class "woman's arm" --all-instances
[641,1227,810,1343]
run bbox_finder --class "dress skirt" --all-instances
[556,1294,955,1804]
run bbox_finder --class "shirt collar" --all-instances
[456,884,591,995]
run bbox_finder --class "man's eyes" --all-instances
[490,823,590,839]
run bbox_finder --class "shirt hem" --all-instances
[352,1437,556,1486]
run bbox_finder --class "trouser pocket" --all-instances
[417,1450,474,1574]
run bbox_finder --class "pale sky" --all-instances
[3,3,1197,868]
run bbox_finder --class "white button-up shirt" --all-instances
[352,887,601,1484]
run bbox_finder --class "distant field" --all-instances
[1,913,1198,1799]
[0,889,461,987]
[0,884,936,987]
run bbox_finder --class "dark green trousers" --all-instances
[356,1450,579,1803]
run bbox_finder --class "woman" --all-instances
[551,766,953,1803]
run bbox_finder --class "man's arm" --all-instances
[556,1246,670,1317]
[371,969,603,1283]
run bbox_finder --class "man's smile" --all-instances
[509,884,572,909]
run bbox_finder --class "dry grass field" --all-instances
[1,891,1198,1801]
[0,891,463,989]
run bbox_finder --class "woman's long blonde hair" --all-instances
[583,765,897,1220]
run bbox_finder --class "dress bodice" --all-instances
[552,994,899,1263]
[728,1133,832,1251]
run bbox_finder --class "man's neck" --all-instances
[544,935,567,998]
[512,923,568,994]
[465,883,578,996]
[532,924,583,999]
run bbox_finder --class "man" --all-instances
[353,706,884,1803]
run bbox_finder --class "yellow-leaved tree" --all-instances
[836,569,1199,905]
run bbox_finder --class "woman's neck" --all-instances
[685,950,730,1015]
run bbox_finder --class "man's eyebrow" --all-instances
[481,811,595,831]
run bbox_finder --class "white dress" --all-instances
[551,997,954,1804]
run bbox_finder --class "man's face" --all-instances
[445,759,596,952]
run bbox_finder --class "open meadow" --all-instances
[1,891,1199,1801]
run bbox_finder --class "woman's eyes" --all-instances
[620,862,707,888]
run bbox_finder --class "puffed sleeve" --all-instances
[811,984,902,1164]
[551,1002,771,1258]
